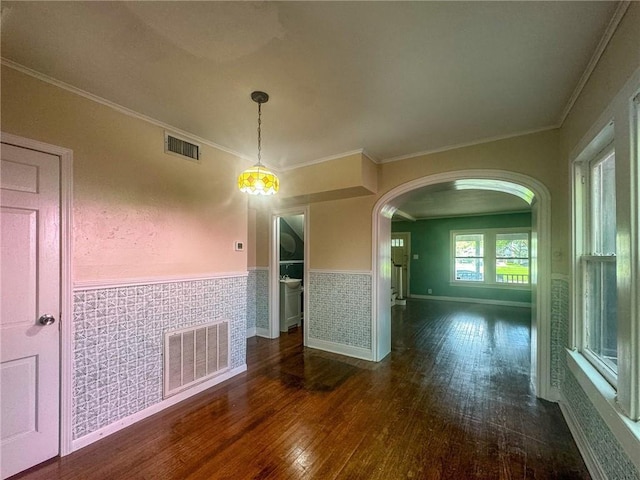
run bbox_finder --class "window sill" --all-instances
[565,349,640,467]
[449,281,531,291]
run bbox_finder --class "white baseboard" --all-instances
[256,327,270,338]
[246,327,256,338]
[307,338,373,361]
[558,394,607,480]
[410,294,531,308]
[547,386,563,403]
[70,365,247,453]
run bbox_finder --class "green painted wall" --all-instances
[393,212,532,303]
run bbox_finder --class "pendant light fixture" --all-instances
[238,91,279,195]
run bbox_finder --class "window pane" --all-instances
[585,259,617,373]
[496,233,529,258]
[391,238,404,247]
[496,258,529,284]
[455,234,483,257]
[455,258,484,281]
[496,233,529,283]
[591,153,616,254]
[454,234,484,281]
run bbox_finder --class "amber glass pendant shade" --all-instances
[239,91,279,196]
[237,165,279,195]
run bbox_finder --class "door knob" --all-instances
[38,314,56,326]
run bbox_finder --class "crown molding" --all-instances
[379,125,558,165]
[278,148,362,172]
[558,1,631,127]
[0,58,263,166]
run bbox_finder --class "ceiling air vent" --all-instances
[164,132,201,162]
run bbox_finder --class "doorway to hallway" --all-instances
[269,207,309,347]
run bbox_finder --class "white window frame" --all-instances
[451,227,531,289]
[575,145,618,387]
[452,231,485,283]
[570,81,640,430]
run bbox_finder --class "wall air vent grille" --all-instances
[163,320,229,398]
[164,132,201,161]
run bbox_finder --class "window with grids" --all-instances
[453,230,530,286]
[454,233,484,282]
[495,232,530,284]
[581,149,618,380]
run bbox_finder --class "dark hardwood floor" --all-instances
[13,300,589,479]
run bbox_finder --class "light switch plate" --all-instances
[234,241,244,251]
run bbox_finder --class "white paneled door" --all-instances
[1,143,60,479]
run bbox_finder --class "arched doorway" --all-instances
[372,170,552,400]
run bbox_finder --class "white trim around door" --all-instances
[269,205,310,347]
[1,132,74,456]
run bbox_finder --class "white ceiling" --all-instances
[1,1,619,173]
[1,1,617,218]
[393,186,531,220]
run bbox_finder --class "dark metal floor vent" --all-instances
[165,132,201,161]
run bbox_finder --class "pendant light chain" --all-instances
[257,101,262,166]
[238,90,279,195]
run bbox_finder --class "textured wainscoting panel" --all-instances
[308,271,371,349]
[556,275,639,479]
[551,278,569,389]
[72,276,247,440]
[562,373,640,479]
[247,271,256,333]
[255,269,269,331]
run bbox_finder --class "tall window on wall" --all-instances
[452,229,530,286]
[578,145,617,383]
[454,233,484,282]
[495,232,530,284]
[571,86,640,423]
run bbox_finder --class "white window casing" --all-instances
[570,77,640,426]
[451,227,532,289]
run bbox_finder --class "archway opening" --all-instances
[372,170,552,400]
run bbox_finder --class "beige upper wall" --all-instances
[278,151,378,205]
[1,66,248,282]
[247,208,257,268]
[381,129,567,272]
[302,129,563,272]
[560,3,640,158]
[377,130,560,195]
[361,153,378,193]
[309,195,377,271]
[249,205,271,268]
